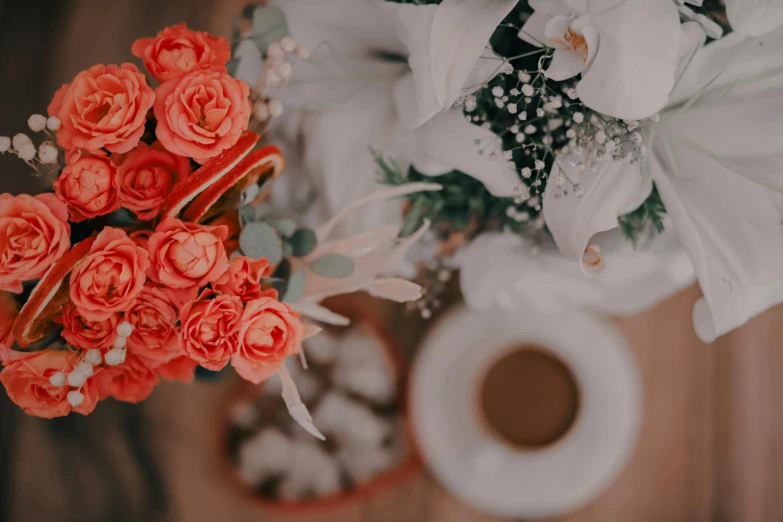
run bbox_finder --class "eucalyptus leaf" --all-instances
[282,241,293,259]
[239,205,257,225]
[239,222,282,265]
[310,254,354,278]
[268,218,297,237]
[283,270,306,303]
[290,228,317,257]
[251,6,290,53]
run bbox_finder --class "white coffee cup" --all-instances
[410,305,642,518]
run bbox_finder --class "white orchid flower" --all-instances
[254,0,520,236]
[519,0,681,120]
[542,20,783,342]
[454,228,694,317]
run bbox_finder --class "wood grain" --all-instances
[3,1,783,521]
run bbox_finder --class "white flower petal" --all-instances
[544,15,575,47]
[519,11,552,47]
[543,156,651,270]
[726,0,783,37]
[530,0,573,16]
[649,146,783,343]
[674,21,707,82]
[545,48,586,81]
[430,0,519,109]
[402,110,522,196]
[577,0,681,119]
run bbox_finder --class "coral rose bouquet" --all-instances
[0,13,435,435]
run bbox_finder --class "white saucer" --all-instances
[409,305,642,518]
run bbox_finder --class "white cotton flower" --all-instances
[280,36,296,53]
[0,137,10,153]
[49,372,66,387]
[46,116,61,131]
[27,114,46,132]
[12,133,31,150]
[67,391,84,407]
[519,0,680,119]
[18,144,36,161]
[38,143,58,163]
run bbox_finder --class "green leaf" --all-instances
[281,241,293,259]
[309,254,354,278]
[251,6,290,53]
[267,218,297,237]
[271,258,292,296]
[239,222,282,265]
[282,270,306,303]
[290,228,317,257]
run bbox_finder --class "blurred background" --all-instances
[2,1,783,522]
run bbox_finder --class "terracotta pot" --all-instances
[215,294,422,515]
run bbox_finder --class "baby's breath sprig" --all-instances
[0,114,64,178]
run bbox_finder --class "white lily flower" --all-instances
[725,0,783,37]
[519,0,681,120]
[258,0,519,236]
[455,229,694,317]
[543,23,783,342]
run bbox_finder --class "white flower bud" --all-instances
[265,69,281,86]
[113,336,127,349]
[595,130,607,144]
[267,42,284,60]
[67,391,85,407]
[18,144,36,161]
[0,137,10,153]
[521,84,535,97]
[67,370,87,388]
[75,361,94,378]
[254,102,270,122]
[84,349,102,366]
[49,372,66,387]
[277,61,292,80]
[521,167,532,178]
[295,45,310,60]
[28,114,47,132]
[573,112,584,124]
[38,143,58,163]
[116,321,133,338]
[46,116,61,131]
[105,348,126,366]
[518,71,531,83]
[524,125,536,135]
[268,99,283,118]
[12,133,31,150]
[280,36,296,53]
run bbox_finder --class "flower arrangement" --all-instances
[258,0,783,343]
[0,17,435,431]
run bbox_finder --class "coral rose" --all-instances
[214,256,273,302]
[153,68,251,163]
[0,349,102,418]
[155,355,198,383]
[132,24,231,83]
[0,292,20,365]
[101,352,158,403]
[47,63,155,154]
[118,143,191,220]
[147,218,229,289]
[0,193,71,292]
[232,296,303,384]
[179,292,242,370]
[59,302,119,351]
[53,155,120,221]
[125,285,183,367]
[70,227,150,321]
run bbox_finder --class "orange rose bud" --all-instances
[213,256,274,303]
[53,155,120,221]
[125,285,184,367]
[147,218,229,289]
[179,291,242,371]
[0,193,71,292]
[69,228,150,322]
[47,63,155,154]
[131,24,231,82]
[59,302,119,352]
[231,296,303,384]
[153,68,251,164]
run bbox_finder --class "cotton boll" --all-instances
[238,428,292,486]
[333,365,395,404]
[338,445,395,484]
[303,332,338,365]
[278,442,341,499]
[313,392,392,448]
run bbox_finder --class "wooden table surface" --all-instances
[3,2,783,521]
